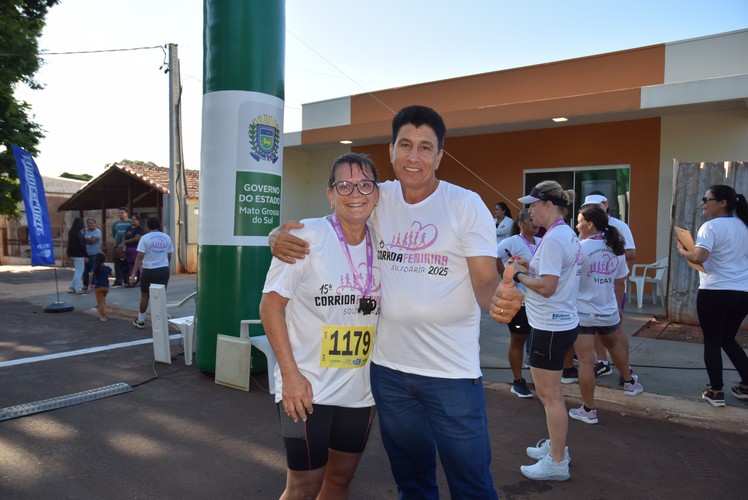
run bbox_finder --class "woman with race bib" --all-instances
[260,153,381,499]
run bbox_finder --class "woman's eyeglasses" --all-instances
[701,197,717,204]
[331,180,376,196]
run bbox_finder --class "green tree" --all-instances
[116,159,159,167]
[60,172,93,182]
[0,0,59,217]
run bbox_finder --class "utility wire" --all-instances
[12,36,518,206]
[287,30,396,116]
[44,45,164,56]
[287,30,519,208]
[0,45,164,57]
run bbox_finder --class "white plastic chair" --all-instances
[628,257,668,308]
[167,291,197,365]
[240,320,278,395]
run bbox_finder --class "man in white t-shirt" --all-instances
[128,217,173,329]
[270,105,522,499]
[581,193,636,378]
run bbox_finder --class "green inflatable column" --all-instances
[196,0,285,373]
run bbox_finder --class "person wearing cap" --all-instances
[581,192,637,379]
[581,193,636,262]
[513,180,580,481]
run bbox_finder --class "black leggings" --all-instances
[696,289,748,390]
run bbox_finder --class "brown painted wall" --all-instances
[356,118,661,266]
[351,45,665,123]
[304,45,665,146]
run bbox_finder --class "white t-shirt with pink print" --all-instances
[577,238,628,327]
[369,180,496,379]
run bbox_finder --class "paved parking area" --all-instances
[1,298,747,498]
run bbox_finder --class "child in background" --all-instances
[88,252,112,321]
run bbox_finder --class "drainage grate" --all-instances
[0,383,133,422]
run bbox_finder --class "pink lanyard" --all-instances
[329,214,373,298]
[519,233,538,258]
[532,218,566,258]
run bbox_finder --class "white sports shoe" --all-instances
[520,453,570,481]
[525,439,571,462]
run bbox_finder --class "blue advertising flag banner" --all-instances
[11,146,55,266]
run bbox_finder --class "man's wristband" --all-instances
[513,271,525,284]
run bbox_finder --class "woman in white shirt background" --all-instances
[570,206,643,426]
[497,208,540,398]
[494,201,514,245]
[677,184,748,407]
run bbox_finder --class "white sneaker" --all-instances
[520,453,570,481]
[526,439,571,462]
[623,374,644,396]
[569,405,598,424]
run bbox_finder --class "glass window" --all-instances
[524,165,631,224]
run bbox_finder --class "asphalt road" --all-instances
[1,299,747,499]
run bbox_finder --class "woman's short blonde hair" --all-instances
[534,180,575,217]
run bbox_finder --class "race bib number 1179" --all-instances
[320,325,374,369]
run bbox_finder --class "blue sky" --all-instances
[14,0,748,177]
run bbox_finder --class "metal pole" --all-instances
[167,43,180,274]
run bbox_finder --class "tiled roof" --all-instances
[112,163,200,199]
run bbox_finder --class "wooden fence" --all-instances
[667,160,748,326]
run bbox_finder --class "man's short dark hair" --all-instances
[146,217,161,230]
[391,105,446,151]
[118,207,129,213]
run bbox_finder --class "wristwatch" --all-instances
[513,271,525,284]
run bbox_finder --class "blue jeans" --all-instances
[370,363,498,500]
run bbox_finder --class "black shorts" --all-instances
[578,323,620,335]
[507,306,531,336]
[140,266,170,293]
[278,403,376,471]
[528,325,578,371]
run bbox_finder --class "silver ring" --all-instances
[500,308,504,315]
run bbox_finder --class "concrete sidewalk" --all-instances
[1,265,748,498]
